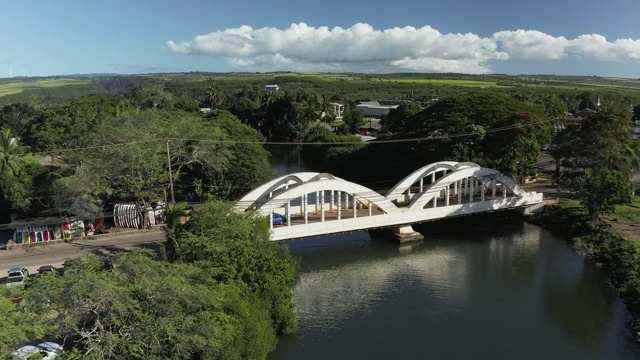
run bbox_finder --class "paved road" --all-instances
[0,229,164,279]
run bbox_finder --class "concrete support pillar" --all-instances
[285,203,291,226]
[315,191,319,213]
[420,178,424,193]
[503,184,507,199]
[469,178,474,202]
[480,181,485,201]
[337,192,342,220]
[330,191,334,212]
[492,179,496,199]
[304,195,308,224]
[353,196,358,218]
[458,180,463,203]
[269,213,273,229]
[431,172,436,185]
[445,185,450,206]
[368,202,372,216]
[320,191,325,222]
[393,225,424,244]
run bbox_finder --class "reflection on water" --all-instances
[270,220,640,360]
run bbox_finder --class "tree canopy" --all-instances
[556,110,635,223]
[1,201,298,359]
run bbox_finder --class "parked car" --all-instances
[37,265,57,275]
[272,213,287,225]
[548,144,557,152]
[6,267,29,287]
[12,341,63,359]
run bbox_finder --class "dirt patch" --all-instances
[604,218,640,244]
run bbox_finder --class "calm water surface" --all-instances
[269,218,640,359]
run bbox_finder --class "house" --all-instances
[331,102,344,120]
[356,101,402,117]
[264,85,280,91]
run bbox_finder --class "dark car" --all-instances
[273,213,287,225]
[37,265,57,275]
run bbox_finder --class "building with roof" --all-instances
[356,101,401,117]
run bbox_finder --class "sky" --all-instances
[2,0,640,78]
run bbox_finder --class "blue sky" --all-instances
[2,0,640,78]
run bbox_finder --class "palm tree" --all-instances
[320,96,335,124]
[0,128,27,177]
[205,82,224,109]
[163,202,188,263]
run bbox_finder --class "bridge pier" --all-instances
[370,225,424,244]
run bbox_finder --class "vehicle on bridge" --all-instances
[272,213,287,225]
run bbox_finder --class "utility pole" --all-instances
[166,139,175,204]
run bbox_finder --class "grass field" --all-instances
[0,78,92,97]
[383,78,506,88]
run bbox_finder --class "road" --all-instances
[0,229,165,280]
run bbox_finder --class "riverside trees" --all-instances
[15,96,272,218]
[555,110,635,223]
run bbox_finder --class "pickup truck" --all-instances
[6,267,29,287]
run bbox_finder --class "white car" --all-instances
[11,342,63,359]
[6,267,29,287]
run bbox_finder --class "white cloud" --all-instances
[166,23,640,73]
[493,30,569,60]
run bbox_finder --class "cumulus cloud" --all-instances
[166,23,640,73]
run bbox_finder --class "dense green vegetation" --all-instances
[0,202,298,358]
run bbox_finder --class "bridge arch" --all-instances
[257,178,401,216]
[385,161,475,202]
[235,172,344,211]
[406,165,526,210]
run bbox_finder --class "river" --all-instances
[265,146,640,359]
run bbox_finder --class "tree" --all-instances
[0,295,53,355]
[15,250,280,359]
[0,128,39,215]
[633,104,640,122]
[340,105,365,135]
[0,103,36,137]
[319,96,335,124]
[205,81,225,109]
[383,101,422,134]
[556,110,634,223]
[162,201,187,262]
[177,202,299,336]
[576,92,596,110]
[0,127,27,177]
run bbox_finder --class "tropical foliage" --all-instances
[556,110,635,223]
[0,202,298,359]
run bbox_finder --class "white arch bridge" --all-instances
[235,161,544,242]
